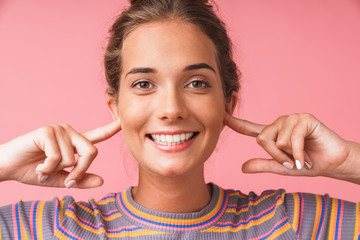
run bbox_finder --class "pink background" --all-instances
[1,0,360,206]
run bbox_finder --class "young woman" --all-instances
[1,0,359,239]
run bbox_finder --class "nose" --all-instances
[156,87,188,122]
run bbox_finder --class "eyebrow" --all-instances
[125,63,216,77]
[126,67,156,77]
[183,63,216,73]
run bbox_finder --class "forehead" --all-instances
[121,20,218,73]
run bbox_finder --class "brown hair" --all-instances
[105,0,240,102]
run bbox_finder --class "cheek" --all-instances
[192,93,225,130]
[187,93,226,156]
[117,94,152,142]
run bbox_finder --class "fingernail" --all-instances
[295,160,302,170]
[304,161,312,170]
[36,172,42,174]
[65,180,76,189]
[282,162,294,170]
[40,175,48,184]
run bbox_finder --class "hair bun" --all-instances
[129,0,138,5]
[129,0,144,5]
[198,0,209,4]
[130,0,210,6]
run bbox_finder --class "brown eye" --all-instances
[133,81,153,89]
[188,80,209,89]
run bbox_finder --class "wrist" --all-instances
[339,141,360,185]
[0,143,12,182]
[0,144,6,181]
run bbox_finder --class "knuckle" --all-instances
[51,124,63,132]
[300,112,314,119]
[39,126,56,137]
[288,113,298,120]
[62,154,76,164]
[256,133,267,145]
[276,139,288,149]
[87,146,98,158]
[275,115,287,123]
[60,123,73,131]
[47,153,62,163]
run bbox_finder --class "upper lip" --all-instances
[148,130,197,135]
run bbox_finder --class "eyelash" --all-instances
[132,80,154,89]
[131,79,211,90]
[186,79,211,89]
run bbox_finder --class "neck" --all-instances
[132,165,211,213]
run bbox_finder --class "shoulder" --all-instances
[224,188,288,224]
[225,188,287,210]
[221,188,360,239]
[283,192,360,239]
[211,187,298,238]
[55,192,124,239]
[0,196,71,239]
[59,192,120,224]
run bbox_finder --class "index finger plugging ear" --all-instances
[82,119,122,144]
[224,112,265,137]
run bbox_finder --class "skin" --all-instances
[0,19,360,214]
[107,20,236,212]
[0,120,121,188]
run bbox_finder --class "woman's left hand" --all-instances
[224,112,360,184]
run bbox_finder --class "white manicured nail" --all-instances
[304,161,312,170]
[65,180,76,189]
[295,160,302,170]
[40,175,48,184]
[282,162,294,170]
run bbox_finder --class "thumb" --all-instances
[70,173,104,189]
[39,171,103,189]
[242,158,292,175]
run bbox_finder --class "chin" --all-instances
[140,158,203,179]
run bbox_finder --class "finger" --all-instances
[276,116,297,155]
[256,125,294,168]
[82,119,121,144]
[64,130,99,186]
[35,128,62,174]
[53,126,76,171]
[224,112,265,137]
[37,172,49,183]
[304,152,312,169]
[291,121,308,169]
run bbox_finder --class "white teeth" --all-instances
[173,134,180,142]
[150,132,195,146]
[180,134,186,141]
[166,135,173,142]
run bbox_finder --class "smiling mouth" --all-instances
[146,132,199,146]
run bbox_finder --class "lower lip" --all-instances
[147,135,197,152]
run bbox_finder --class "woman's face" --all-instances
[109,20,234,178]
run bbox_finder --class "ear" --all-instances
[225,91,238,115]
[107,95,119,121]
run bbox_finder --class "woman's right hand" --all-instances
[0,119,121,188]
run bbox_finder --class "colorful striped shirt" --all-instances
[0,183,359,239]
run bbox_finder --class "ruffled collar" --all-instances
[116,183,229,232]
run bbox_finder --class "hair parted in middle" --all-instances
[105,0,240,102]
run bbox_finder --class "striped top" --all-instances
[0,183,359,239]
